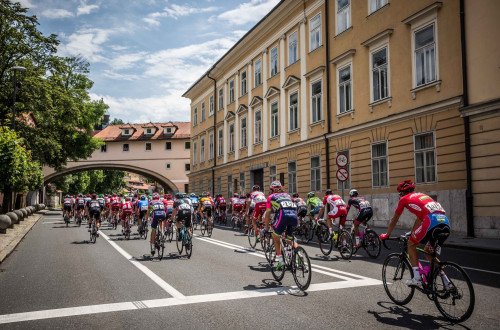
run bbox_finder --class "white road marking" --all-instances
[99,231,185,299]
[0,279,380,324]
[42,221,66,224]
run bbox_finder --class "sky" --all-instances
[17,0,281,123]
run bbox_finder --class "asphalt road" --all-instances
[0,210,499,329]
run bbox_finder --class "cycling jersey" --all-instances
[215,197,227,208]
[174,198,192,227]
[323,194,347,227]
[63,198,72,211]
[76,197,86,210]
[293,197,307,217]
[347,196,373,225]
[88,199,101,219]
[163,199,174,214]
[149,200,166,229]
[137,200,149,218]
[266,192,298,237]
[111,197,120,211]
[251,191,266,219]
[307,197,323,215]
[97,198,105,209]
[189,197,199,208]
[200,197,213,217]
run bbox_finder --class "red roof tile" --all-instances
[94,122,190,142]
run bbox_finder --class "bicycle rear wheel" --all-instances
[248,227,257,248]
[337,230,354,260]
[176,231,184,254]
[363,229,381,258]
[157,233,165,261]
[167,226,173,243]
[292,246,312,291]
[433,261,475,323]
[318,224,333,256]
[382,253,415,305]
[184,231,192,258]
[200,221,206,236]
[207,222,213,237]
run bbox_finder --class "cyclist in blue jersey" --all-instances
[136,195,149,233]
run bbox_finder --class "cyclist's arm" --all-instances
[385,213,401,236]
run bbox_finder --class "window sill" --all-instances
[270,135,279,141]
[239,146,247,151]
[411,80,441,100]
[308,44,324,55]
[369,97,392,112]
[285,60,299,71]
[309,120,325,132]
[366,3,390,19]
[268,73,279,81]
[336,109,355,123]
[335,26,353,39]
[239,93,247,100]
[287,128,300,138]
[254,141,263,146]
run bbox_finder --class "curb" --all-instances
[0,210,48,264]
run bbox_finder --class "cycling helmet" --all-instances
[199,194,202,198]
[65,194,70,198]
[125,196,132,201]
[397,179,415,195]
[190,193,195,197]
[79,194,83,197]
[349,189,358,197]
[140,195,146,200]
[252,185,260,191]
[175,192,183,199]
[152,193,160,200]
[292,193,299,198]
[325,189,333,195]
[91,193,96,199]
[234,193,239,197]
[86,194,90,197]
[270,180,282,191]
[165,194,172,200]
[307,192,315,198]
[112,193,117,197]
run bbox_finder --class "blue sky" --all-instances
[18,0,280,123]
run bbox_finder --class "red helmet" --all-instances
[86,194,90,197]
[152,193,160,200]
[91,193,97,199]
[125,196,131,201]
[397,180,415,194]
[164,194,172,199]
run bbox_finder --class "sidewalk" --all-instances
[371,225,500,254]
[0,210,48,264]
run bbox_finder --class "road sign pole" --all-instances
[341,181,344,201]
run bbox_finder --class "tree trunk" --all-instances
[2,188,12,213]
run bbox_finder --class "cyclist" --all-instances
[104,194,111,221]
[97,194,105,221]
[346,189,373,248]
[111,193,120,223]
[215,194,227,222]
[380,180,450,287]
[199,192,214,225]
[229,193,240,215]
[306,192,323,219]
[120,195,134,235]
[88,194,101,232]
[316,189,347,239]
[70,195,76,218]
[173,192,192,238]
[149,193,166,255]
[62,195,72,220]
[292,193,308,223]
[75,194,86,220]
[249,185,266,234]
[263,181,299,271]
[84,194,91,219]
[136,195,149,233]
[163,194,174,222]
[244,192,254,231]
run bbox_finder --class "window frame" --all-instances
[371,141,389,188]
[287,161,297,194]
[310,155,321,192]
[200,137,205,163]
[165,141,172,150]
[414,131,437,184]
[369,43,390,103]
[310,13,322,51]
[229,79,235,104]
[412,22,438,88]
[288,31,298,65]
[254,109,262,144]
[122,143,129,152]
[229,122,235,153]
[145,142,152,152]
[218,127,224,156]
[289,90,299,131]
[209,133,214,160]
[184,141,190,150]
[185,163,190,171]
[209,95,214,116]
[193,107,198,126]
[337,63,353,114]
[240,117,247,149]
[311,79,323,123]
[270,101,279,138]
[336,0,351,35]
[270,46,278,77]
[240,70,247,96]
[201,102,206,122]
[239,172,245,194]
[218,88,224,110]
[254,58,262,87]
[101,144,107,153]
[269,165,277,184]
[227,175,233,196]
[166,163,171,170]
[369,0,387,14]
[193,141,197,165]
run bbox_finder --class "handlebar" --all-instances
[381,232,411,250]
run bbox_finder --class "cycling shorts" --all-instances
[76,204,85,211]
[297,206,307,218]
[112,204,120,211]
[327,206,347,227]
[89,209,100,220]
[354,207,373,225]
[139,210,148,220]
[203,207,212,217]
[150,211,166,230]
[63,204,72,212]
[247,206,255,216]
[410,213,450,246]
[218,205,226,212]
[176,210,192,228]
[273,208,298,238]
[121,210,132,221]
[233,205,243,212]
[252,202,266,219]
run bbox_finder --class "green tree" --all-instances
[109,118,124,125]
[54,170,126,195]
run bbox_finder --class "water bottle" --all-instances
[284,245,291,260]
[419,265,430,283]
[359,230,364,241]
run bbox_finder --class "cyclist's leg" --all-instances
[150,214,157,252]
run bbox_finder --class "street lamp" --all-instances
[11,66,26,131]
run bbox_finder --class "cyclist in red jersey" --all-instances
[230,193,242,216]
[163,194,174,221]
[250,185,266,232]
[120,196,134,234]
[380,180,450,287]
[215,194,227,220]
[316,189,347,239]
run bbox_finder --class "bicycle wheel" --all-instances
[292,246,312,291]
[382,253,415,305]
[305,222,315,243]
[270,248,285,282]
[112,217,117,230]
[90,227,96,243]
[318,224,333,256]
[176,231,184,254]
[350,230,359,254]
[167,227,174,243]
[125,225,131,240]
[184,231,192,258]
[263,234,273,263]
[337,230,354,260]
[363,229,381,258]
[433,261,475,323]
[207,222,213,237]
[231,216,236,229]
[200,221,206,236]
[248,227,257,248]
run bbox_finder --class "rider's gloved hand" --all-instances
[380,233,389,240]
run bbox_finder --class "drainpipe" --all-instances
[324,0,332,189]
[460,0,474,237]
[208,71,217,196]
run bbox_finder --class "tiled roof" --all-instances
[94,122,190,142]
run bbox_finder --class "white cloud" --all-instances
[144,4,218,25]
[108,51,148,70]
[101,70,141,81]
[17,0,36,9]
[217,0,280,25]
[40,8,74,19]
[77,1,99,16]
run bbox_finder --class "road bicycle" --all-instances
[89,214,99,243]
[248,220,265,249]
[200,210,213,237]
[111,212,119,230]
[176,219,192,258]
[138,215,149,240]
[64,212,71,227]
[215,208,227,226]
[347,221,381,258]
[75,211,82,227]
[315,219,354,259]
[294,215,315,244]
[266,228,312,291]
[123,213,132,240]
[191,210,201,230]
[381,233,474,323]
[231,210,244,231]
[153,225,166,260]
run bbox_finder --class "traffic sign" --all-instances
[336,153,349,167]
[336,168,349,182]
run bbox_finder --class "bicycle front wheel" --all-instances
[382,253,415,305]
[337,230,354,260]
[318,225,333,256]
[157,232,165,260]
[292,246,312,291]
[363,229,381,258]
[248,227,257,248]
[433,261,475,323]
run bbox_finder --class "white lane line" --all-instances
[99,231,185,299]
[0,279,380,325]
[42,221,66,224]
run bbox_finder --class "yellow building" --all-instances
[183,0,499,238]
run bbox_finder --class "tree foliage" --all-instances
[109,118,124,125]
[53,170,127,195]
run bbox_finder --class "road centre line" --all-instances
[0,278,381,325]
[99,231,185,299]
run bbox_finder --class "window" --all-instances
[288,161,297,194]
[241,71,247,96]
[254,110,262,143]
[193,108,198,126]
[337,150,350,189]
[201,102,206,122]
[310,14,321,51]
[218,88,224,110]
[145,142,152,151]
[101,144,106,152]
[414,24,436,87]
[338,65,352,113]
[207,179,212,195]
[227,175,233,196]
[193,142,197,165]
[372,142,388,187]
[414,132,436,183]
[145,128,154,135]
[370,0,387,13]
[185,163,190,171]
[164,127,173,135]
[288,31,298,65]
[312,80,322,122]
[311,156,321,191]
[199,180,203,193]
[217,177,221,194]
[240,117,247,148]
[229,123,234,153]
[254,59,262,87]
[269,165,277,183]
[200,138,205,163]
[166,163,171,170]
[165,142,172,150]
[229,80,235,104]
[123,143,129,152]
[209,133,214,160]
[184,184,189,193]
[270,102,279,138]
[337,0,351,34]
[184,141,190,149]
[239,172,245,194]
[289,92,299,131]
[218,128,223,156]
[270,46,278,77]
[122,128,130,136]
[372,47,389,102]
[209,95,214,116]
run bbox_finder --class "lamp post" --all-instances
[11,66,26,131]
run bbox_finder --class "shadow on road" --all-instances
[248,261,270,273]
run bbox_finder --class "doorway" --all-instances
[251,169,264,191]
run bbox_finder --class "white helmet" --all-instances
[349,189,358,197]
